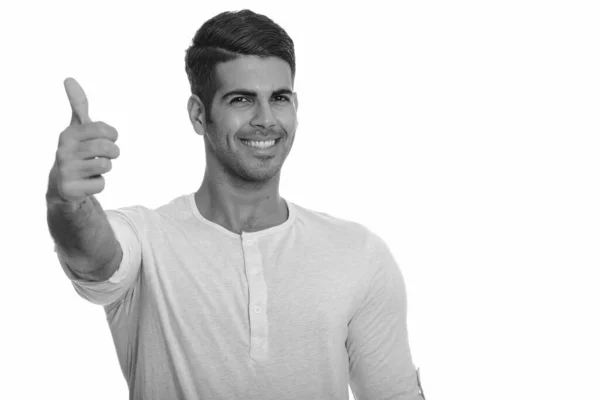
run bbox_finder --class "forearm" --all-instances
[47,195,122,281]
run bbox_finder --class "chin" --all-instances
[240,166,282,183]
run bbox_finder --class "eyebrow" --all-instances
[221,88,293,100]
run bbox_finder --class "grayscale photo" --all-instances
[1,1,598,399]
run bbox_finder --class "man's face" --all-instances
[203,55,298,183]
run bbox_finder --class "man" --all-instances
[46,9,425,400]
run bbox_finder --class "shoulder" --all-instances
[104,193,193,229]
[290,201,383,252]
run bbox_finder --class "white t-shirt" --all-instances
[58,193,424,400]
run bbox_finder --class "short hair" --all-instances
[184,9,296,123]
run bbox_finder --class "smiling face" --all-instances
[190,55,298,184]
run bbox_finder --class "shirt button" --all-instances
[254,306,262,314]
[246,240,254,246]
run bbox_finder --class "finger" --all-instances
[74,157,113,179]
[60,122,119,144]
[81,176,106,196]
[62,176,106,197]
[76,139,120,160]
[92,121,118,142]
[64,77,91,125]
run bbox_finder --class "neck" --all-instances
[195,168,288,235]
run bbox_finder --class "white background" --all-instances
[1,0,599,399]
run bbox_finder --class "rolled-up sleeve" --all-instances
[57,208,143,306]
[347,233,425,400]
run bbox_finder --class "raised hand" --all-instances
[46,78,120,205]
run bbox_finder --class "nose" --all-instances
[250,101,276,129]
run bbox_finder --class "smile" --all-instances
[240,138,281,149]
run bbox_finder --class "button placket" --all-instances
[242,235,269,360]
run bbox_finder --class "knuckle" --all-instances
[96,139,109,153]
[56,147,72,163]
[58,127,77,145]
[55,147,66,161]
[109,124,119,140]
[85,122,99,135]
[56,164,67,176]
[58,131,68,145]
[85,139,105,157]
[96,121,118,140]
[57,163,72,179]
[96,139,118,158]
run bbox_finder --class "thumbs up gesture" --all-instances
[46,78,120,206]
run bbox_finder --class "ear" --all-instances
[188,94,207,136]
[293,92,299,128]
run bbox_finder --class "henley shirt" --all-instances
[58,193,425,400]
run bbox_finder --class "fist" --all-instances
[46,78,120,205]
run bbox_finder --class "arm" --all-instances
[47,194,122,282]
[46,77,123,282]
[347,233,425,400]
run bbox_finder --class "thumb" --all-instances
[64,77,91,125]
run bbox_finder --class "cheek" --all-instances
[227,113,248,129]
[278,108,298,131]
[213,113,247,140]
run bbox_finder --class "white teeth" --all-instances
[241,139,277,148]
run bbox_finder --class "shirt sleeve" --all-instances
[57,207,143,307]
[347,232,425,400]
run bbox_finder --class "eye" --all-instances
[272,95,290,103]
[230,97,250,104]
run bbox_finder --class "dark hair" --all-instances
[185,9,296,123]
